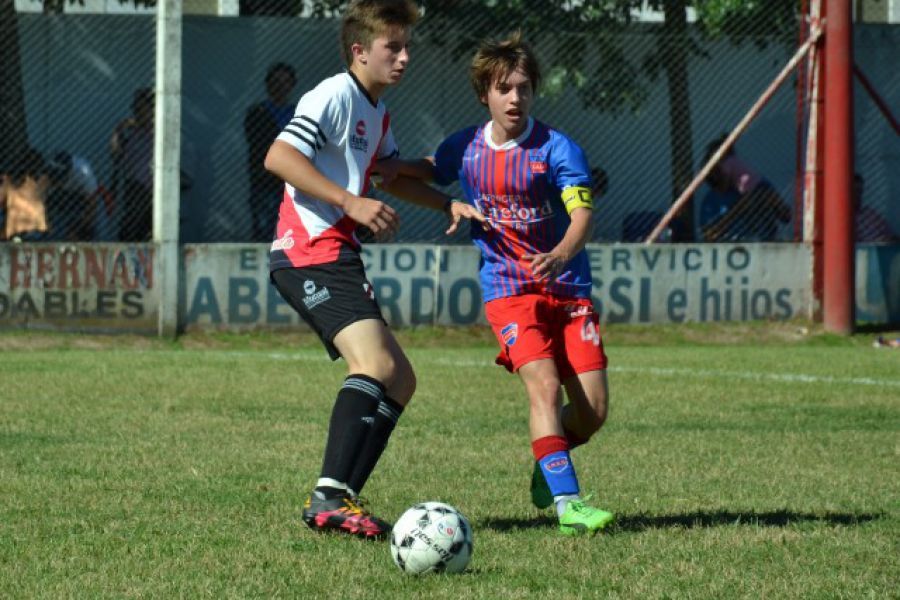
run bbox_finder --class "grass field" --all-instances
[1,324,898,598]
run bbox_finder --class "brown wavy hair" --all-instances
[340,0,420,67]
[470,31,541,103]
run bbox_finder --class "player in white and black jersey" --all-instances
[263,0,485,540]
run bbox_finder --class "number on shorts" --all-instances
[581,319,600,346]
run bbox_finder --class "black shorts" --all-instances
[271,254,385,360]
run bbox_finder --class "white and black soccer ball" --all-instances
[390,501,473,575]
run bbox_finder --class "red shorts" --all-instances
[484,294,608,378]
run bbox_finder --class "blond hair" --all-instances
[340,0,420,67]
[470,31,541,101]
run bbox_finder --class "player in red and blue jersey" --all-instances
[387,32,614,536]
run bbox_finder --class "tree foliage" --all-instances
[296,0,799,114]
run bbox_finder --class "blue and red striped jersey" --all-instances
[433,118,594,302]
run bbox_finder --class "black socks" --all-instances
[317,374,384,492]
[348,397,404,495]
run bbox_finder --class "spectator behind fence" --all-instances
[854,173,898,243]
[109,87,194,241]
[699,135,790,242]
[245,62,297,242]
[45,152,103,241]
[1,148,50,242]
[110,87,155,241]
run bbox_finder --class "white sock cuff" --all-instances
[316,478,348,490]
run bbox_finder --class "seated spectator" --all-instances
[854,173,897,242]
[699,135,790,242]
[1,148,50,242]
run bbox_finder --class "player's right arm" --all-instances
[264,140,398,238]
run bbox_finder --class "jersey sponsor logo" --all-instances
[302,280,331,310]
[567,304,592,318]
[271,229,295,251]
[350,120,369,152]
[529,161,547,173]
[500,322,518,346]
[477,196,554,226]
[545,456,570,473]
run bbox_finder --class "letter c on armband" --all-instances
[561,186,593,214]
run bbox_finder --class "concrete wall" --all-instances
[5,242,897,332]
[0,244,158,332]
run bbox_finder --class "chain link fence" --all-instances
[2,2,898,245]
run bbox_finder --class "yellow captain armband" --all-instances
[561,186,593,214]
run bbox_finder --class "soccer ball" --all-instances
[390,501,473,575]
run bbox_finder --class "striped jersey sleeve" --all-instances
[276,78,346,160]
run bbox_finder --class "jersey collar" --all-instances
[483,117,534,151]
[346,70,378,109]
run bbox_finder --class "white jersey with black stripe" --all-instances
[270,71,398,270]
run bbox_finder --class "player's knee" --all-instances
[528,377,561,412]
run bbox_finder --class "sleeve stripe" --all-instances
[288,122,325,149]
[281,128,318,151]
[284,125,322,150]
[295,115,327,145]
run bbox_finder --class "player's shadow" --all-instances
[479,510,882,533]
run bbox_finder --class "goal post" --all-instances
[822,0,854,334]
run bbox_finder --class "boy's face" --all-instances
[483,67,533,137]
[356,26,411,87]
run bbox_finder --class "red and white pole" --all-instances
[822,0,854,334]
[804,0,825,320]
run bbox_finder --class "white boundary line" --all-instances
[275,353,899,389]
[608,365,900,388]
[95,349,900,389]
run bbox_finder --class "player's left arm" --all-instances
[380,175,488,235]
[374,157,435,186]
[525,201,593,282]
[378,129,488,235]
[525,135,595,282]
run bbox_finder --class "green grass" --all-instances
[1,326,898,598]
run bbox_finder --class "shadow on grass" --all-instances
[479,510,883,533]
[855,322,900,336]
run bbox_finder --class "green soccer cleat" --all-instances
[530,460,553,509]
[558,497,615,536]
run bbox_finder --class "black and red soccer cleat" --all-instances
[301,490,391,540]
